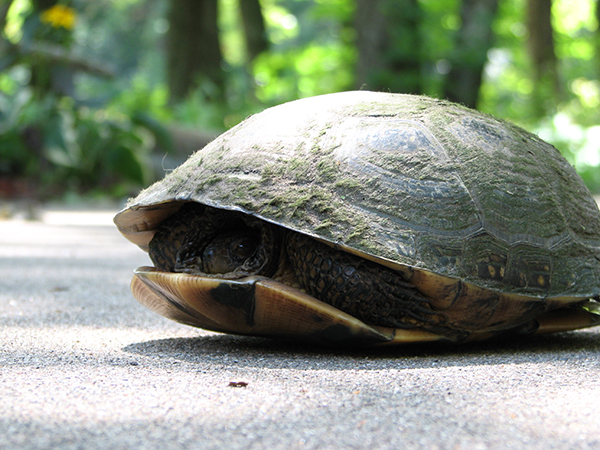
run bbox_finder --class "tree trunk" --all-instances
[239,0,268,63]
[526,0,558,81]
[444,0,498,109]
[526,0,560,115]
[166,0,224,102]
[355,0,422,95]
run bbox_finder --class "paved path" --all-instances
[2,209,600,449]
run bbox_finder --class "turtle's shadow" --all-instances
[123,329,600,371]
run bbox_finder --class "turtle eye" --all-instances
[231,236,258,259]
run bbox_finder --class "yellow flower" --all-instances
[40,5,76,30]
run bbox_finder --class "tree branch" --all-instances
[15,41,115,78]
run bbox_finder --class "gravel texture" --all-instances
[2,209,600,450]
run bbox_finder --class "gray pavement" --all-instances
[2,208,600,450]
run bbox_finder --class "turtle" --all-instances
[114,91,600,347]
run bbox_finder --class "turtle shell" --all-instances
[115,91,600,345]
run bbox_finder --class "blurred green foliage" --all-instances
[1,0,599,199]
[0,78,153,197]
[480,0,600,175]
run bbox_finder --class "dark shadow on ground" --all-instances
[123,328,600,371]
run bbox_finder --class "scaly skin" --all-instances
[148,202,438,329]
[285,232,438,329]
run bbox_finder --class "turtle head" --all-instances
[148,202,281,279]
[200,231,260,274]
